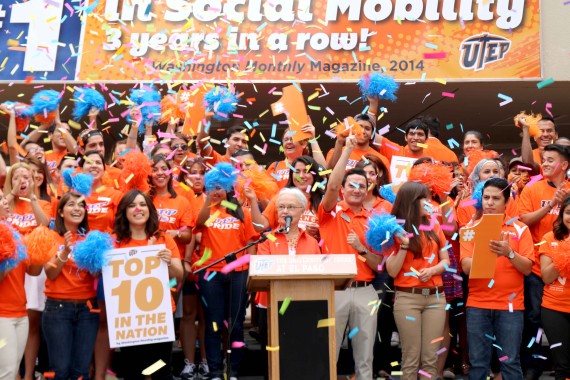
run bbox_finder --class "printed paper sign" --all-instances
[102,244,174,348]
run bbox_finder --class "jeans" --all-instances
[522,272,545,376]
[42,299,99,380]
[541,307,570,380]
[467,307,524,380]
[198,270,248,378]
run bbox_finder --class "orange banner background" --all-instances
[78,0,540,82]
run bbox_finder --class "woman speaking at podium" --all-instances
[248,186,321,379]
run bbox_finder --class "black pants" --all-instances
[541,307,570,380]
[120,342,173,380]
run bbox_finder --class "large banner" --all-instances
[0,0,541,82]
[102,244,175,348]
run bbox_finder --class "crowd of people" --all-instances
[0,88,569,380]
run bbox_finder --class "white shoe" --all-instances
[180,359,196,380]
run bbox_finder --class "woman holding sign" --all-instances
[112,189,183,380]
[43,192,99,380]
[539,195,570,380]
[460,178,534,380]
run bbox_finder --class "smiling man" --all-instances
[373,118,429,162]
[520,116,559,169]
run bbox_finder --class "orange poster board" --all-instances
[460,214,504,279]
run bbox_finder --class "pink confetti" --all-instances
[499,355,509,362]
[442,92,455,98]
[418,369,432,378]
[231,341,246,348]
[545,102,553,118]
[459,199,477,208]
[384,142,400,151]
[525,174,543,188]
[221,254,251,274]
[423,52,447,59]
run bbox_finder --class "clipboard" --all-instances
[460,214,504,279]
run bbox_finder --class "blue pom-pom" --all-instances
[204,86,238,121]
[366,213,405,252]
[0,225,28,273]
[2,101,29,118]
[72,88,106,120]
[128,86,162,132]
[205,162,238,193]
[472,179,488,210]
[62,169,94,197]
[379,184,396,204]
[358,72,399,102]
[73,231,114,275]
[25,89,61,117]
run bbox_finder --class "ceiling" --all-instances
[1,80,568,165]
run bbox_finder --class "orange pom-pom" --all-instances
[408,162,453,197]
[34,110,58,124]
[0,223,17,262]
[551,240,570,279]
[464,149,499,176]
[119,151,152,193]
[235,166,279,203]
[24,226,56,265]
[160,94,186,125]
[335,117,364,139]
[514,112,541,138]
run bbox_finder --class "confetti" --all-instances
[424,52,446,59]
[141,360,166,376]
[348,327,359,339]
[266,345,280,351]
[279,297,292,315]
[498,93,513,106]
[536,78,554,89]
[317,318,335,328]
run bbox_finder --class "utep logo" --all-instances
[157,209,178,223]
[459,33,511,72]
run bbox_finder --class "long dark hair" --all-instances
[149,154,177,199]
[79,150,106,171]
[113,190,160,242]
[355,154,391,197]
[23,156,52,202]
[285,155,325,213]
[391,182,440,258]
[53,192,89,236]
[554,196,570,241]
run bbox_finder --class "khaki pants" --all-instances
[335,285,378,380]
[394,291,446,380]
[0,316,29,380]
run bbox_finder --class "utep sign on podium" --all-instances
[0,0,540,82]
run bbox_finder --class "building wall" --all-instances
[542,0,570,80]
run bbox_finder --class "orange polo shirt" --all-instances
[7,200,52,235]
[378,136,426,162]
[202,150,231,166]
[44,232,96,300]
[539,232,570,313]
[425,137,459,163]
[255,230,321,307]
[460,219,534,310]
[370,196,393,214]
[0,261,27,318]
[194,205,258,272]
[519,180,570,276]
[387,225,447,288]
[318,201,378,282]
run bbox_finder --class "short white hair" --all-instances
[277,187,308,209]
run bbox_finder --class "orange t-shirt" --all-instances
[460,220,534,310]
[202,149,231,166]
[0,261,28,318]
[7,200,52,235]
[45,150,68,173]
[255,230,322,307]
[263,195,318,231]
[370,196,393,214]
[457,195,519,228]
[326,146,391,176]
[44,232,97,300]
[194,205,258,272]
[532,148,541,166]
[153,194,195,256]
[173,181,200,211]
[378,136,426,162]
[85,186,123,233]
[318,201,379,282]
[539,232,570,313]
[519,180,570,275]
[266,159,291,189]
[425,137,459,163]
[387,225,447,288]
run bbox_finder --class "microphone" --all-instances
[284,215,292,234]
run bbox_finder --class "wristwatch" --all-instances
[359,248,368,256]
[507,250,515,260]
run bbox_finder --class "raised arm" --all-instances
[321,135,356,212]
[517,117,536,165]
[301,118,327,169]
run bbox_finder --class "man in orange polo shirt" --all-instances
[520,116,558,169]
[373,118,429,162]
[420,115,459,163]
[461,178,534,380]
[519,144,570,379]
[320,136,382,380]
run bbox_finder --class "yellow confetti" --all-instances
[266,346,280,351]
[390,361,399,367]
[95,186,107,193]
[124,173,134,183]
[435,78,447,85]
[266,233,277,242]
[318,169,332,176]
[410,267,421,276]
[417,143,428,149]
[141,360,166,376]
[0,338,6,349]
[204,210,221,227]
[391,371,403,376]
[213,322,218,332]
[317,318,335,328]
[221,200,238,211]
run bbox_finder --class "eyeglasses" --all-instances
[172,144,188,151]
[277,205,304,211]
[27,147,45,154]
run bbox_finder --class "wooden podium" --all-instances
[248,254,357,380]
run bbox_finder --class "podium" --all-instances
[248,254,357,380]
